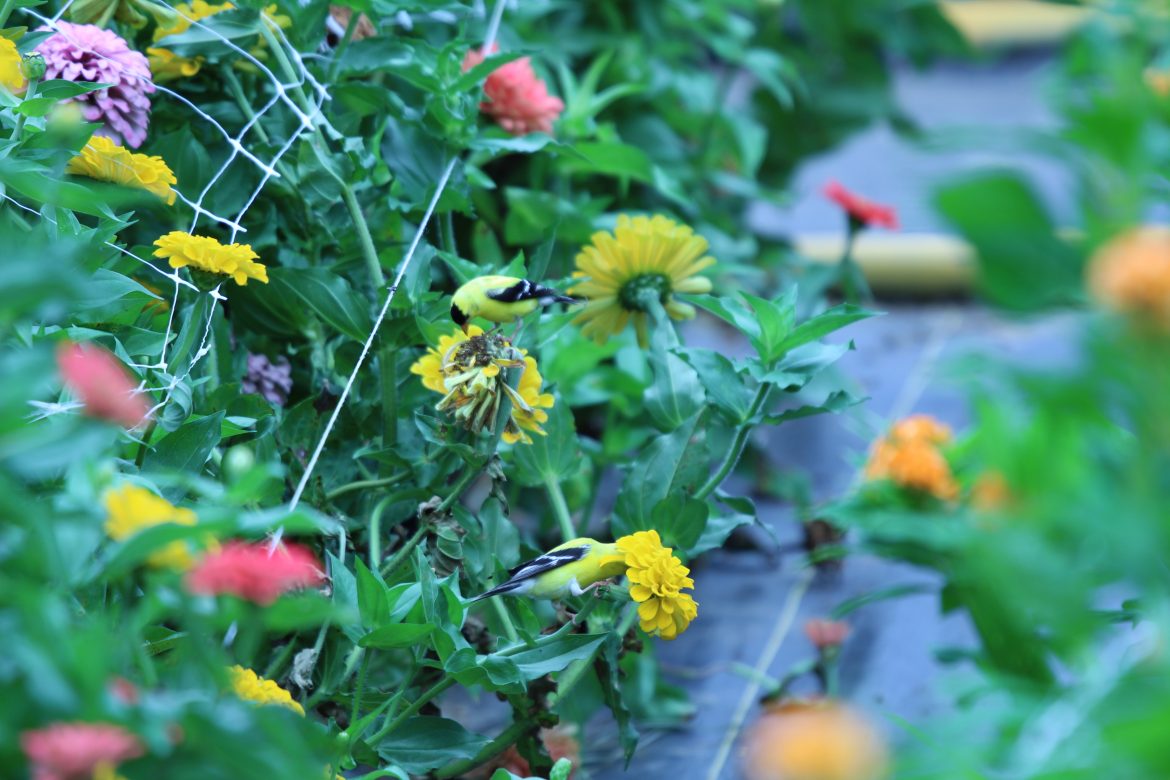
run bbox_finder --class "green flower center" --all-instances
[618,273,672,312]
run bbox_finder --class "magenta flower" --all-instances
[36,22,154,148]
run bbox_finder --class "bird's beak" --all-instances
[460,322,470,334]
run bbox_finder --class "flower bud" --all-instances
[20,53,45,81]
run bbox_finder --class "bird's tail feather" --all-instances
[533,285,579,305]
[471,581,523,602]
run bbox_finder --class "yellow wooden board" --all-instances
[940,0,1091,47]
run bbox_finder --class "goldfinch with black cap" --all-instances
[472,537,627,601]
[450,275,578,333]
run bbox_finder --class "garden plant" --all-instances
[5,0,1166,779]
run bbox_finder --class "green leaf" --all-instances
[359,623,435,648]
[678,348,753,422]
[935,172,1083,311]
[144,412,224,472]
[452,50,528,93]
[651,494,708,552]
[644,324,704,431]
[613,412,708,536]
[34,80,110,101]
[597,637,638,763]
[355,557,389,629]
[376,717,489,774]
[97,522,212,581]
[741,291,795,364]
[559,141,653,183]
[264,594,347,631]
[512,399,581,487]
[266,268,372,341]
[762,389,860,425]
[504,632,607,679]
[772,304,875,356]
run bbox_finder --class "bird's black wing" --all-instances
[506,544,589,581]
[487,279,577,305]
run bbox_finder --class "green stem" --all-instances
[434,717,531,779]
[326,473,406,501]
[695,384,773,500]
[224,68,271,145]
[258,23,316,118]
[0,0,17,28]
[838,221,871,304]
[380,339,398,452]
[379,524,427,579]
[327,9,360,83]
[550,606,636,707]
[12,77,37,139]
[440,210,456,254]
[544,475,576,542]
[490,597,519,644]
[435,462,486,514]
[350,649,371,728]
[343,183,385,291]
[134,420,157,469]
[368,494,391,571]
[263,635,299,679]
[368,677,456,743]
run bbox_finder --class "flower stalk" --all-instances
[695,383,772,500]
[544,474,576,543]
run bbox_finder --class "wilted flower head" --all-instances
[104,483,202,570]
[1088,226,1170,328]
[185,541,324,605]
[824,181,899,230]
[36,22,154,148]
[463,44,564,135]
[409,325,555,445]
[865,415,958,501]
[56,341,150,428]
[228,666,304,714]
[569,214,716,346]
[67,135,177,204]
[242,353,293,405]
[153,231,268,286]
[0,37,26,93]
[603,530,698,640]
[21,722,144,780]
[743,699,888,780]
[804,618,851,650]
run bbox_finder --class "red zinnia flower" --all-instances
[185,541,324,605]
[804,618,852,650]
[462,45,564,136]
[823,181,899,230]
[56,341,150,428]
[21,722,144,780]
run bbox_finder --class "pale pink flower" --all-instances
[21,722,143,780]
[462,45,563,136]
[185,541,325,605]
[57,341,150,428]
[36,22,154,148]
[804,618,852,650]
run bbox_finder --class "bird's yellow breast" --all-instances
[452,275,538,325]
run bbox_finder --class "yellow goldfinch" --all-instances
[472,537,627,601]
[450,275,577,332]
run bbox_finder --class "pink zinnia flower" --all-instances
[21,722,143,780]
[57,341,150,429]
[185,541,325,605]
[36,22,154,148]
[804,618,852,650]
[462,45,564,136]
[823,181,899,230]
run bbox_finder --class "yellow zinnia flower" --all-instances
[149,0,291,80]
[0,37,25,94]
[227,665,304,715]
[569,214,715,346]
[104,484,200,570]
[410,325,555,445]
[153,231,268,286]
[604,530,698,640]
[67,136,178,205]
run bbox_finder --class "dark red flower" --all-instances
[21,722,143,780]
[56,341,150,428]
[823,181,899,230]
[185,541,324,605]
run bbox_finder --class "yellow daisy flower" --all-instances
[409,325,555,445]
[227,665,304,715]
[103,484,200,570]
[0,37,25,94]
[569,214,715,346]
[149,0,292,81]
[66,136,178,205]
[603,530,698,640]
[153,231,268,286]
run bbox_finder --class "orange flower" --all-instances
[57,341,150,428]
[865,415,958,501]
[824,181,899,230]
[1087,226,1170,328]
[463,45,564,135]
[185,541,324,605]
[21,722,144,780]
[743,699,888,780]
[804,618,851,650]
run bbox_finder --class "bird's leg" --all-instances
[509,317,527,345]
[587,579,617,599]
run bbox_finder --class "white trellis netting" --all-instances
[17,0,329,420]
